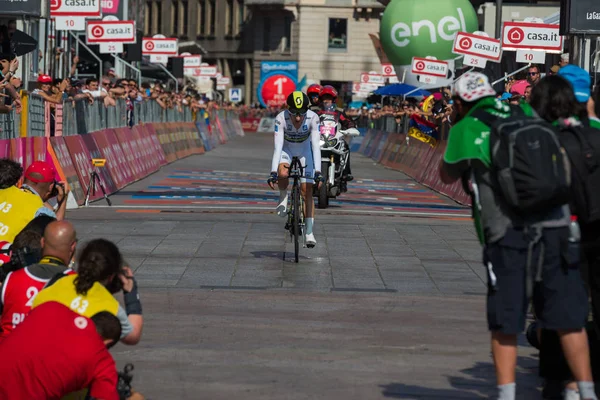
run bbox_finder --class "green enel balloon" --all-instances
[380,0,479,66]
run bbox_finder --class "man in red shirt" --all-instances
[0,301,120,400]
[0,220,77,338]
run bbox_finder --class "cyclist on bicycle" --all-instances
[268,91,323,247]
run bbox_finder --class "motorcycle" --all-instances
[314,120,360,209]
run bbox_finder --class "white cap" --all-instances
[561,53,570,62]
[453,72,496,102]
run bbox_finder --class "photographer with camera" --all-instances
[0,159,53,244]
[32,239,144,346]
[21,160,69,221]
[0,220,76,339]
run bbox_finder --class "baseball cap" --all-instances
[453,72,496,102]
[24,161,57,183]
[499,92,512,101]
[510,80,529,96]
[557,64,591,103]
[37,74,53,84]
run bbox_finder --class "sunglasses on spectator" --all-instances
[528,72,538,76]
[102,81,110,86]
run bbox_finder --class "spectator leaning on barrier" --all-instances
[0,302,120,400]
[21,160,69,221]
[0,53,21,114]
[439,72,596,400]
[0,220,77,339]
[32,239,144,346]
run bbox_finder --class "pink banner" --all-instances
[0,139,10,159]
[114,128,145,181]
[80,134,118,195]
[49,137,86,205]
[91,130,128,190]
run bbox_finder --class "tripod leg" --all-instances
[84,172,95,207]
[95,173,112,206]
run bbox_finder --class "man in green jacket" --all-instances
[439,72,596,400]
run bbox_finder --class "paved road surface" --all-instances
[69,133,539,399]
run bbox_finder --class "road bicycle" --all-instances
[283,156,306,263]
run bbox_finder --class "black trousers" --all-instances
[539,237,600,383]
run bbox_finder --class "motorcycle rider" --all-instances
[268,91,324,248]
[315,85,354,191]
[307,84,322,112]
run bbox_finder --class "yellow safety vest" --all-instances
[0,186,44,243]
[32,274,120,317]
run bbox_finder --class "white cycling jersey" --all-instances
[271,110,321,181]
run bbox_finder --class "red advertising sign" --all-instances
[259,74,296,108]
[80,134,118,196]
[49,137,85,205]
[137,124,167,166]
[131,127,158,174]
[239,117,260,132]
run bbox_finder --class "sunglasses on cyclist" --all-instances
[289,110,307,116]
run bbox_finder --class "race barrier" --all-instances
[3,114,246,207]
[353,129,471,206]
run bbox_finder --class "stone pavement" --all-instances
[67,133,540,399]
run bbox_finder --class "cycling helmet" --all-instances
[319,85,338,101]
[307,84,323,105]
[286,91,310,115]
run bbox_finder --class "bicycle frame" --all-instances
[284,156,306,262]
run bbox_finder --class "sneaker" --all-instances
[305,233,316,248]
[345,174,354,182]
[276,193,288,217]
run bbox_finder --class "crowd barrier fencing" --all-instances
[352,129,471,206]
[1,109,246,208]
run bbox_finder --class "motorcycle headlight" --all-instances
[327,138,337,147]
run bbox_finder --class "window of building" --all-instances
[144,0,152,35]
[208,0,216,36]
[226,0,234,36]
[263,16,270,52]
[328,18,347,51]
[283,15,292,52]
[180,0,188,37]
[196,0,205,36]
[236,0,244,35]
[171,0,178,36]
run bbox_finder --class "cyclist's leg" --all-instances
[300,155,316,247]
[276,151,291,217]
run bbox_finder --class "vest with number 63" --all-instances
[0,186,44,244]
[32,274,119,318]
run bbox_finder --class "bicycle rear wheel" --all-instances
[292,182,300,263]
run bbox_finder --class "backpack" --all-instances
[472,106,571,216]
[557,120,600,226]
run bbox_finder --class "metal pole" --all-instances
[156,63,179,92]
[110,54,142,86]
[495,0,503,40]
[69,31,102,79]
[491,63,531,86]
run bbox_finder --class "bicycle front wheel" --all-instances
[292,183,300,263]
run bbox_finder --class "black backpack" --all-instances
[557,120,600,226]
[472,106,571,216]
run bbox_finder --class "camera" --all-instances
[50,180,65,199]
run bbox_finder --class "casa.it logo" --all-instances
[458,36,472,50]
[507,27,525,44]
[415,61,426,71]
[144,41,155,51]
[91,25,104,38]
[50,0,61,11]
